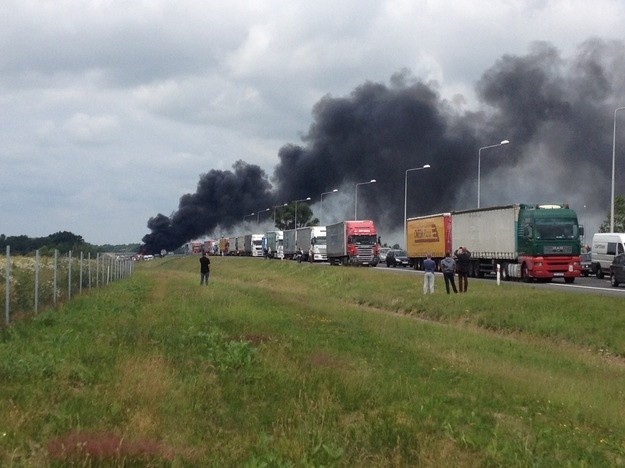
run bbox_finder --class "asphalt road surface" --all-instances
[375,263,625,297]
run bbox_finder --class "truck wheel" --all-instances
[564,277,575,284]
[596,267,604,279]
[521,264,532,283]
[611,274,619,287]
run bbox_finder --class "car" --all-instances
[591,233,625,279]
[609,253,625,287]
[580,252,592,277]
[386,249,409,267]
[378,247,391,262]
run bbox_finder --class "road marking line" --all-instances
[549,283,625,293]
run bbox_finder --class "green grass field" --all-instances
[1,255,625,466]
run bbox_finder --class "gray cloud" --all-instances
[2,1,625,245]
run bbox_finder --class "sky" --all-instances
[2,0,625,246]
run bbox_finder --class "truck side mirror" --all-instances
[377,236,381,245]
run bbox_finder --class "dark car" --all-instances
[386,249,409,267]
[580,253,592,277]
[610,253,625,287]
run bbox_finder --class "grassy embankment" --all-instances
[1,255,625,466]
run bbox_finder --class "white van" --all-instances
[591,233,625,278]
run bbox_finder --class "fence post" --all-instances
[34,249,40,314]
[53,249,58,306]
[68,250,72,301]
[88,252,92,289]
[79,251,83,295]
[4,246,9,326]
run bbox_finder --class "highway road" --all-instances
[375,263,625,297]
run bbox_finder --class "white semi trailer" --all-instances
[283,229,298,260]
[296,226,327,262]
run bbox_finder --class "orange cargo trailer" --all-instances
[405,213,451,269]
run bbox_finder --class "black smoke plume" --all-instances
[142,161,273,251]
[142,38,625,253]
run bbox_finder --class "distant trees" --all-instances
[274,203,319,230]
[599,195,625,232]
[0,231,123,256]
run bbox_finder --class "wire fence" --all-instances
[2,246,134,327]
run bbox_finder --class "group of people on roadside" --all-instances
[199,246,473,293]
[422,247,472,295]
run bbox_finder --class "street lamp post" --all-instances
[257,208,271,224]
[477,139,509,208]
[272,203,288,226]
[404,164,431,249]
[611,107,625,232]
[243,212,255,222]
[320,189,339,219]
[354,179,376,220]
[292,197,311,230]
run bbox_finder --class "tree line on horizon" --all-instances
[0,231,140,256]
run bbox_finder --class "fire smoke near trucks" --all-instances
[141,40,625,254]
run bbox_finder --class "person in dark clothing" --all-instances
[455,246,471,293]
[199,252,211,285]
[440,251,457,294]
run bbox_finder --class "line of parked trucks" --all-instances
[406,203,582,283]
[215,220,381,266]
[206,203,625,285]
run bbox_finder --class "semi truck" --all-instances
[235,235,246,255]
[406,204,582,282]
[218,237,230,255]
[244,234,264,257]
[296,226,327,262]
[227,236,238,255]
[283,229,297,259]
[326,220,380,266]
[265,230,284,259]
[405,213,452,270]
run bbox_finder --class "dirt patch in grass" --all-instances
[309,351,345,370]
[47,430,174,464]
[238,333,271,345]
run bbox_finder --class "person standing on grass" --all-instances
[199,252,211,285]
[455,246,471,293]
[440,251,457,294]
[423,253,436,294]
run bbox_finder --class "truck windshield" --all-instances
[348,235,377,245]
[534,219,578,240]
